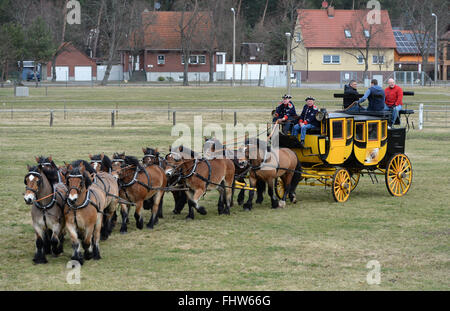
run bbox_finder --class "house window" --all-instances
[198,55,206,64]
[344,30,352,38]
[364,30,370,38]
[217,54,224,65]
[295,32,302,42]
[189,55,198,64]
[182,55,206,65]
[157,55,165,65]
[323,55,340,64]
[357,55,364,64]
[373,55,384,64]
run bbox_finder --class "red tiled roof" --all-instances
[297,9,396,49]
[134,11,215,50]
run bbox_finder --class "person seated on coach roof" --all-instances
[273,94,297,134]
[343,79,360,109]
[291,96,320,148]
[347,79,385,112]
[384,78,403,127]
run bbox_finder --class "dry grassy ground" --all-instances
[0,86,449,290]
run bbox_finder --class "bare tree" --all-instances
[342,10,386,81]
[176,0,202,86]
[100,0,132,86]
[400,0,450,77]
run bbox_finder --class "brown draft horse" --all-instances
[65,160,119,264]
[165,145,235,219]
[241,138,302,210]
[24,164,67,264]
[203,138,266,208]
[142,147,195,216]
[112,155,167,232]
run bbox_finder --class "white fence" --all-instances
[418,104,450,129]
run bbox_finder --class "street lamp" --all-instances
[432,13,438,83]
[231,8,236,87]
[285,32,291,94]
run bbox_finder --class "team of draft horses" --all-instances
[23,138,303,264]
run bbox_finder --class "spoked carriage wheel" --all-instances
[385,153,413,197]
[332,168,351,203]
[275,178,285,200]
[350,171,361,192]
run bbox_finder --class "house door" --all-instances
[74,66,92,81]
[55,66,69,81]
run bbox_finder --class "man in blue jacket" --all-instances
[348,79,385,112]
[292,96,320,147]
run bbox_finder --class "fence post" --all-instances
[115,103,118,120]
[168,103,170,120]
[64,101,67,120]
[419,103,423,130]
[111,111,115,127]
[173,111,176,125]
[234,111,237,126]
[50,110,54,127]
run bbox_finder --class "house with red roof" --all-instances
[292,7,396,83]
[119,11,223,82]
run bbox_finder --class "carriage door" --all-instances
[328,118,346,164]
[365,121,381,164]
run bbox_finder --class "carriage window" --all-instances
[346,119,353,139]
[381,120,387,140]
[355,122,365,142]
[332,120,343,139]
[321,120,327,135]
[368,122,378,141]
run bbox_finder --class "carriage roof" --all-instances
[326,111,390,121]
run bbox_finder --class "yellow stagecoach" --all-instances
[275,109,413,203]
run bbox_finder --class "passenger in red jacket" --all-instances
[384,78,403,126]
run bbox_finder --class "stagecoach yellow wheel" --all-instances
[385,153,412,197]
[332,168,351,203]
[275,178,285,200]
[350,171,361,192]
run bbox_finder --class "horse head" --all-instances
[142,147,160,166]
[66,161,92,205]
[24,165,43,204]
[111,152,126,178]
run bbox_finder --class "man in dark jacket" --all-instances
[343,80,359,109]
[291,96,320,147]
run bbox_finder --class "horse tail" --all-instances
[289,159,302,195]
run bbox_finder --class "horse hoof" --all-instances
[243,207,251,212]
[237,200,244,206]
[186,215,194,220]
[172,209,181,215]
[33,257,48,264]
[278,201,286,208]
[197,206,207,215]
[146,223,154,229]
[256,198,263,204]
[120,229,127,234]
[84,251,93,261]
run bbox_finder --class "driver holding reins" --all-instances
[272,94,297,134]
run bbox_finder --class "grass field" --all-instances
[0,86,449,290]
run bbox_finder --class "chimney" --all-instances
[327,6,335,18]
